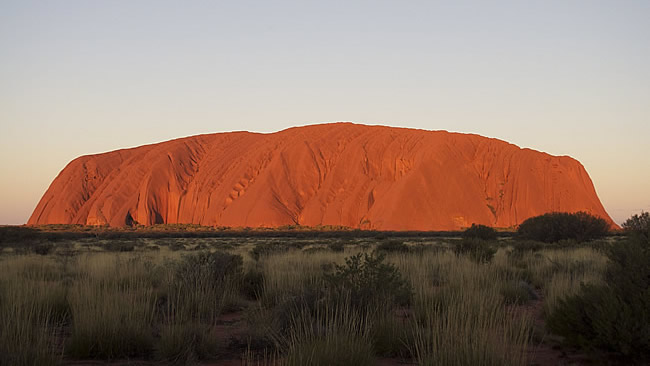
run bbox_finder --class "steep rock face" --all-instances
[28,123,616,230]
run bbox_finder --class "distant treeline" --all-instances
[0,224,517,244]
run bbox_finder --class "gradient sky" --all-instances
[1,1,648,225]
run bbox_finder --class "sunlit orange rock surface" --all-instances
[29,123,616,230]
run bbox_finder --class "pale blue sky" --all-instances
[1,1,649,225]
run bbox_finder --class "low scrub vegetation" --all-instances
[1,217,646,365]
[623,211,650,239]
[547,234,650,361]
[453,238,497,264]
[324,252,412,308]
[376,239,410,253]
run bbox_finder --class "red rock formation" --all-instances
[28,123,617,230]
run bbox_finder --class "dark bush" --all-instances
[104,241,135,252]
[375,240,409,253]
[324,252,412,309]
[547,233,650,361]
[517,211,610,243]
[176,251,243,288]
[32,242,54,255]
[622,211,649,240]
[190,243,210,251]
[453,238,497,264]
[250,243,289,261]
[169,242,185,251]
[463,224,498,241]
[328,242,345,252]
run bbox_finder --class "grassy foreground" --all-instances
[0,235,617,365]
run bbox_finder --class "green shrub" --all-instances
[622,211,649,240]
[517,211,610,243]
[547,234,650,361]
[324,252,412,308]
[463,224,498,241]
[376,240,409,253]
[453,238,497,264]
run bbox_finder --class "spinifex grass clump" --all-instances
[282,301,375,366]
[67,281,156,358]
[453,238,497,264]
[158,287,221,363]
[174,251,243,296]
[391,250,532,366]
[507,239,547,260]
[260,250,348,306]
[0,256,68,366]
[0,284,62,366]
[251,251,413,361]
[66,258,157,359]
[410,297,532,366]
[157,251,243,362]
[538,248,607,315]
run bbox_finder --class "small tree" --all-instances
[324,252,412,308]
[462,224,498,241]
[622,211,649,240]
[517,211,610,243]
